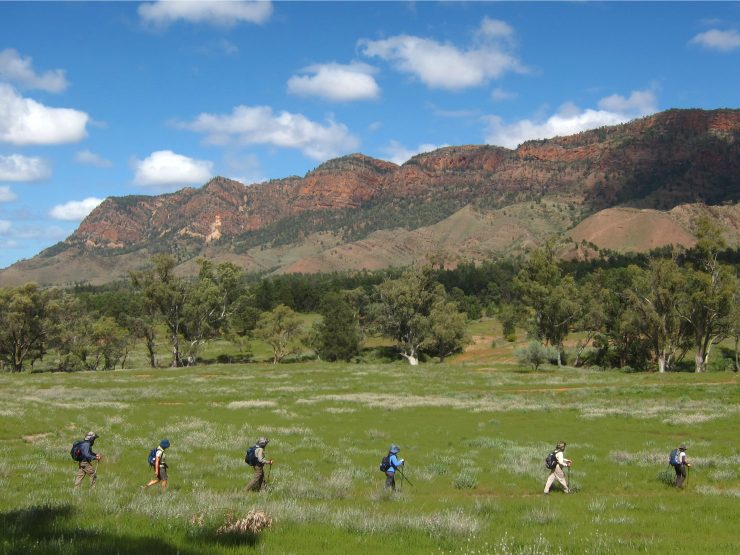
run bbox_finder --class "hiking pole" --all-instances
[400,466,413,487]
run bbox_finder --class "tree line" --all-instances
[1,219,738,373]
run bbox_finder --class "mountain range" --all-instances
[1,108,738,287]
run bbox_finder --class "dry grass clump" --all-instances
[217,510,273,535]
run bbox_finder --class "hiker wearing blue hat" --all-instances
[143,439,171,492]
[380,443,405,490]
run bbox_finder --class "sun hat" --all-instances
[389,444,400,454]
[160,439,170,449]
[258,437,269,447]
[84,431,98,441]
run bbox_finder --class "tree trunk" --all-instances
[657,355,666,373]
[734,335,739,372]
[694,352,706,373]
[401,352,419,365]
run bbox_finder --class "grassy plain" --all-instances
[1,355,739,554]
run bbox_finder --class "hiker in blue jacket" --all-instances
[384,444,405,490]
[74,431,101,488]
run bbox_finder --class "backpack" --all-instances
[545,450,559,470]
[669,448,681,466]
[148,447,159,467]
[379,454,393,472]
[70,440,85,462]
[245,445,258,466]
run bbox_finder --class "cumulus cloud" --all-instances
[359,17,524,90]
[484,88,658,149]
[139,0,272,28]
[132,150,213,188]
[0,219,11,234]
[381,140,448,166]
[0,84,88,145]
[0,154,51,181]
[0,48,68,92]
[75,149,112,168]
[0,186,17,202]
[690,29,740,52]
[287,62,380,102]
[179,105,359,160]
[49,197,104,221]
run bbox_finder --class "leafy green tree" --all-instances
[372,265,467,365]
[677,219,736,372]
[514,243,579,366]
[130,254,188,367]
[312,292,361,361]
[181,260,245,364]
[515,341,557,371]
[627,258,691,372]
[254,304,305,364]
[422,300,470,362]
[91,316,130,370]
[0,283,58,372]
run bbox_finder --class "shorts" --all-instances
[157,465,168,480]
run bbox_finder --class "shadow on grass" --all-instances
[0,504,266,554]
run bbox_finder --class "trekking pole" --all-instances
[566,466,570,490]
[400,466,413,487]
[685,465,690,488]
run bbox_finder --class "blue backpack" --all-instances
[245,445,258,466]
[70,440,86,462]
[669,449,681,466]
[148,447,159,467]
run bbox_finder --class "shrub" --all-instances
[515,341,557,371]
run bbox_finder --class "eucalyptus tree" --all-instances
[254,304,305,364]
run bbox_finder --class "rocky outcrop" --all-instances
[2,108,738,285]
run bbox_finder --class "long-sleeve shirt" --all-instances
[387,454,404,474]
[255,446,268,465]
[555,450,570,468]
[79,441,97,463]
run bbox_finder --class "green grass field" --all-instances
[1,360,738,554]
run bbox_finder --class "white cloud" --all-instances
[49,197,104,221]
[690,29,740,52]
[0,48,68,92]
[75,149,112,168]
[359,18,524,90]
[491,87,517,102]
[0,220,11,234]
[179,105,359,160]
[0,186,17,202]
[484,88,658,149]
[381,140,448,166]
[133,150,213,188]
[0,84,88,145]
[139,0,272,28]
[0,154,51,181]
[287,62,380,102]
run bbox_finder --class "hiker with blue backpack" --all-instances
[143,439,171,492]
[669,445,691,489]
[245,437,273,492]
[380,444,405,490]
[544,441,572,494]
[72,431,102,488]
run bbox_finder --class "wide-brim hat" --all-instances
[84,431,98,441]
[160,439,170,449]
[389,444,400,454]
[258,437,269,447]
[679,445,687,450]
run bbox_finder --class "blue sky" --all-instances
[0,1,739,269]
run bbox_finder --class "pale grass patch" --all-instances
[217,510,273,535]
[610,450,665,466]
[523,507,560,525]
[271,408,299,418]
[324,407,356,414]
[492,532,561,555]
[697,485,740,497]
[227,400,277,409]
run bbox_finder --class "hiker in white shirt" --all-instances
[544,441,572,494]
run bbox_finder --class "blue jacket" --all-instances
[387,454,403,474]
[79,440,97,463]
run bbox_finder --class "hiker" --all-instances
[246,437,273,492]
[143,439,171,492]
[544,441,572,494]
[671,445,691,489]
[73,431,101,488]
[383,443,405,491]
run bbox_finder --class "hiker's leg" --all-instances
[544,471,556,493]
[554,467,569,493]
[676,466,687,488]
[74,464,87,487]
[159,467,168,491]
[247,465,264,491]
[385,471,395,490]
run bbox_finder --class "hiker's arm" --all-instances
[155,454,160,475]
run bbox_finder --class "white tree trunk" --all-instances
[401,353,419,365]
[658,356,666,373]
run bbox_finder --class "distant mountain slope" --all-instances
[1,108,738,286]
